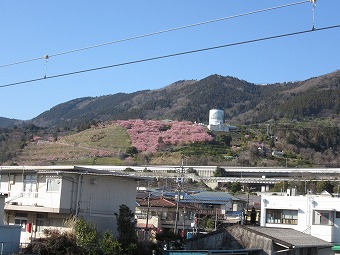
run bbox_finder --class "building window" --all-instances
[46,178,61,192]
[313,210,333,225]
[266,209,298,225]
[36,213,47,233]
[161,211,167,219]
[336,211,340,218]
[24,174,37,193]
[15,212,28,231]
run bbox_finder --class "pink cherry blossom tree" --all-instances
[113,120,212,153]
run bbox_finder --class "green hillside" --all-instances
[5,119,340,168]
[1,71,340,167]
[12,124,131,166]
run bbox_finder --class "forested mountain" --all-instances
[27,70,340,128]
[0,70,340,166]
[0,70,339,129]
[0,117,23,128]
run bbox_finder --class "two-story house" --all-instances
[181,191,246,226]
[0,165,146,244]
[260,192,340,244]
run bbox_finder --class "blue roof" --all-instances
[180,192,239,204]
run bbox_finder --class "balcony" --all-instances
[4,191,63,213]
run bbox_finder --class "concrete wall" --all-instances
[185,226,327,254]
[186,226,270,254]
[186,229,241,250]
[228,226,273,255]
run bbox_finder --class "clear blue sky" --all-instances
[1,1,339,120]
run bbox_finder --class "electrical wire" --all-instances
[0,0,310,68]
[1,24,339,89]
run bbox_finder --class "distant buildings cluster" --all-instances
[0,165,340,254]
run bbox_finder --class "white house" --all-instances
[260,192,340,244]
[0,165,146,244]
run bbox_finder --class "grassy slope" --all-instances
[12,125,131,166]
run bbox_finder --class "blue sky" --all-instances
[1,1,339,120]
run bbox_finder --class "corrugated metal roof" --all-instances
[244,226,333,248]
[181,192,240,204]
[0,165,150,181]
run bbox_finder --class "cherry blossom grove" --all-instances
[113,120,213,152]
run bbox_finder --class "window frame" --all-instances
[23,174,37,192]
[14,212,28,231]
[46,178,61,192]
[266,209,298,225]
[313,210,334,226]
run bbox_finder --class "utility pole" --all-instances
[145,191,151,240]
[214,207,218,231]
[174,163,185,235]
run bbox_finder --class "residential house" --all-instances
[135,190,247,241]
[180,192,247,226]
[0,165,146,244]
[260,192,340,245]
[135,191,196,240]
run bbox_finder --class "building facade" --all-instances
[0,166,144,244]
[260,193,340,243]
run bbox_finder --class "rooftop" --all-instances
[244,226,333,248]
[0,165,150,181]
[181,191,242,204]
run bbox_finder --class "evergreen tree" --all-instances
[115,204,138,254]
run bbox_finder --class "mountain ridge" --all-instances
[1,70,339,128]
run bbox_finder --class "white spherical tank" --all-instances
[209,109,224,125]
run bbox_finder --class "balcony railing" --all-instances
[5,191,56,208]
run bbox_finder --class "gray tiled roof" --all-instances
[244,226,332,248]
[182,191,241,204]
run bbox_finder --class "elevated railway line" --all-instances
[86,165,340,190]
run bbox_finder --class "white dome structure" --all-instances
[207,109,236,132]
[209,109,224,126]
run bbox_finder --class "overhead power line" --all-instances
[1,24,339,89]
[0,0,310,68]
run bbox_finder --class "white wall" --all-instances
[78,175,137,236]
[1,170,139,239]
[261,194,340,243]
